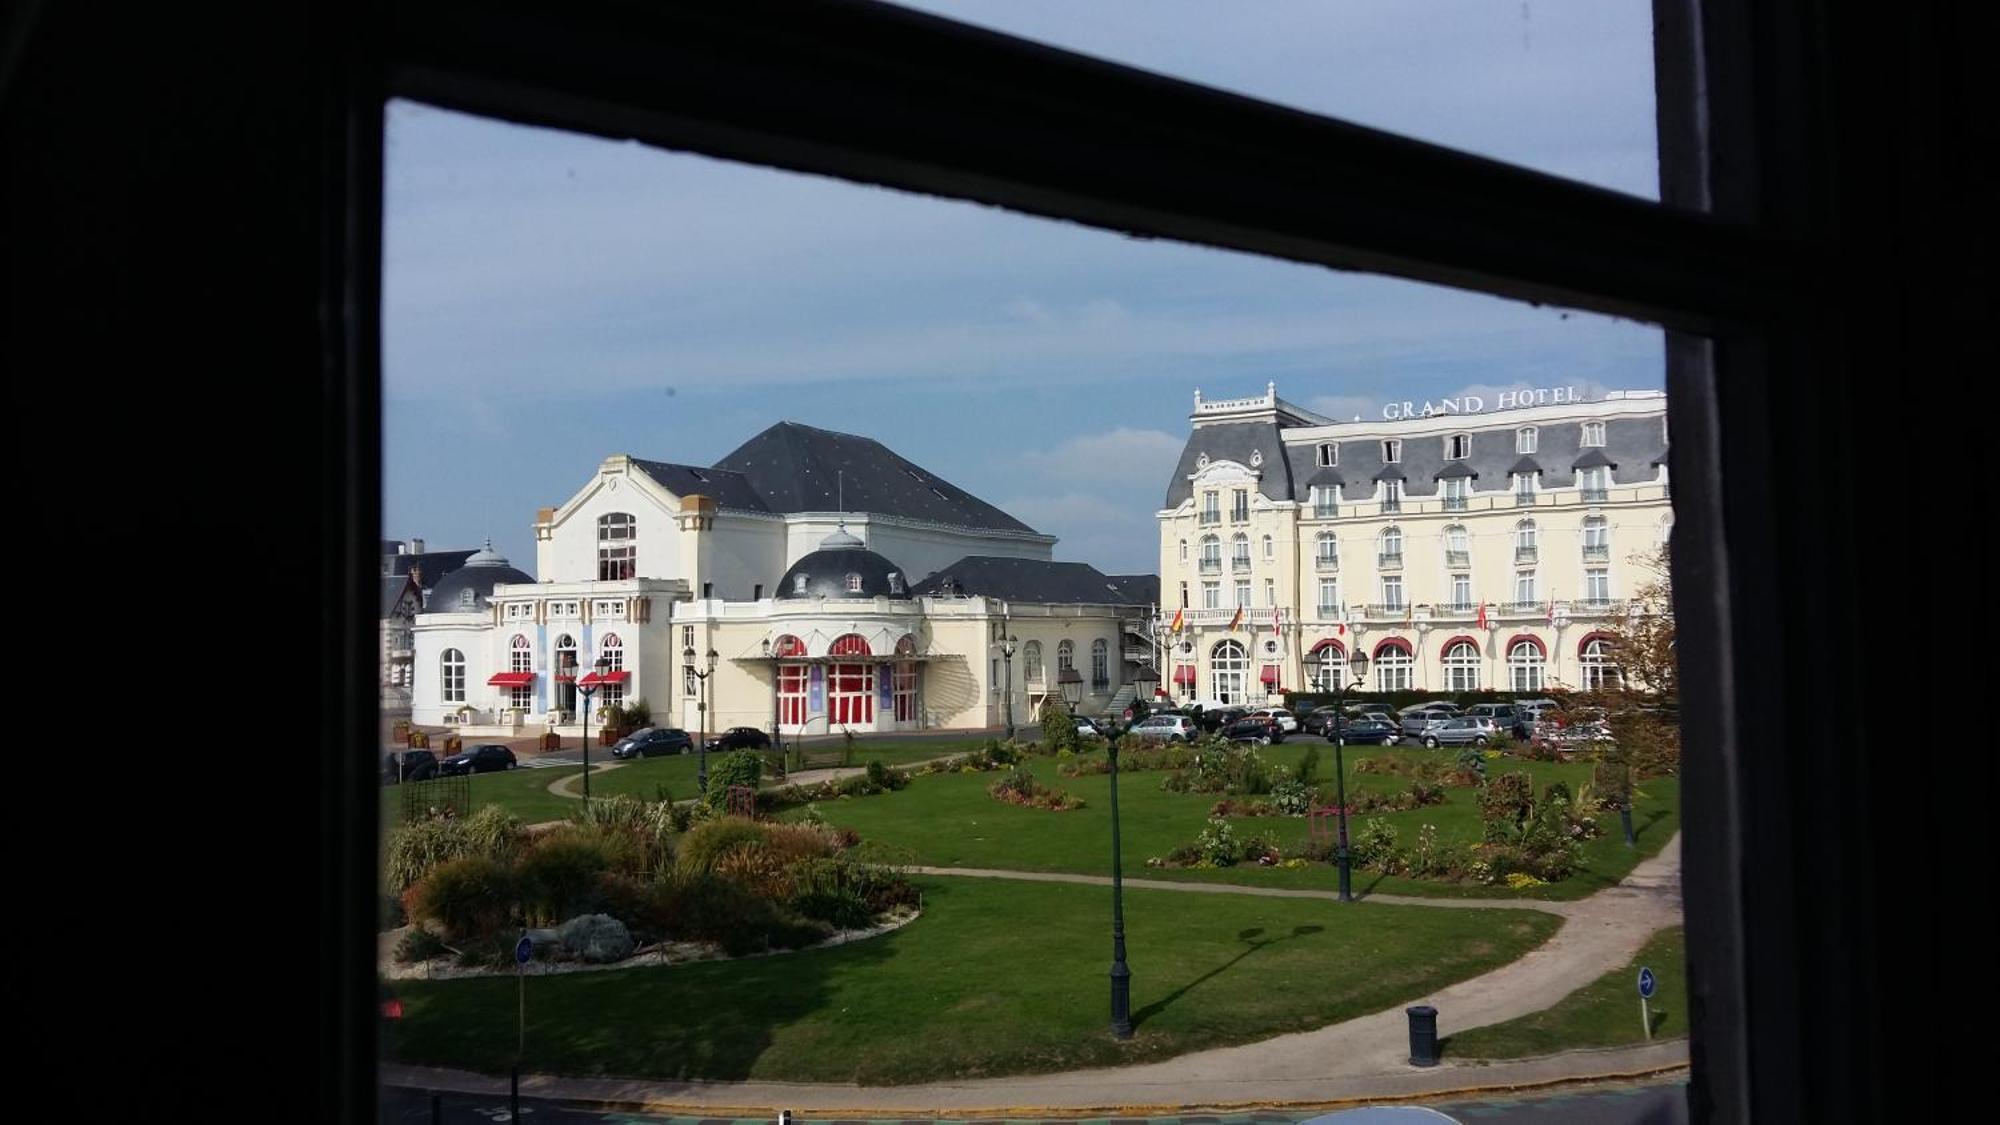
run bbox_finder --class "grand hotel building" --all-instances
[1155,384,1672,703]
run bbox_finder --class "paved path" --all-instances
[899,867,1582,916]
[538,756,964,806]
[383,834,1683,1114]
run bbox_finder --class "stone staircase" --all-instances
[1099,683,1138,719]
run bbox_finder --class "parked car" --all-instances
[1192,706,1247,733]
[705,726,771,752]
[1334,716,1400,745]
[1421,716,1500,748]
[1248,707,1299,733]
[437,744,518,775]
[1223,715,1287,745]
[1465,703,1521,732]
[1071,715,1110,739]
[1129,714,1196,742]
[610,726,694,759]
[381,749,438,784]
[1400,710,1456,739]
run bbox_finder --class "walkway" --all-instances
[384,834,1684,1114]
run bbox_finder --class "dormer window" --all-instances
[459,589,475,608]
[888,571,905,595]
[1516,427,1538,454]
[1445,433,1471,459]
[846,573,863,593]
[1382,439,1402,463]
[1316,443,1338,467]
[1581,421,1606,447]
[794,573,808,595]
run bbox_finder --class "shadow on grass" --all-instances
[390,924,900,1082]
[1130,924,1325,1030]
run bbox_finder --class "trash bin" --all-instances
[1406,1004,1439,1067]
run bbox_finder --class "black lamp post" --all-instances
[1330,647,1371,902]
[575,655,610,807]
[995,632,1018,739]
[762,637,781,771]
[1063,668,1130,1038]
[685,645,719,796]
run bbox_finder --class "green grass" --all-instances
[1443,925,1687,1058]
[379,768,583,830]
[808,744,1678,900]
[385,875,1560,1084]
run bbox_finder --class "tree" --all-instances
[1038,696,1077,754]
[1605,542,1676,702]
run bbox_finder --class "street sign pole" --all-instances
[515,930,532,1122]
[1638,966,1657,1040]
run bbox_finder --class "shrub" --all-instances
[572,797,677,876]
[652,873,834,955]
[1297,745,1320,785]
[1353,818,1400,868]
[591,872,652,931]
[784,857,882,930]
[1270,778,1313,816]
[1193,817,1242,866]
[405,857,517,942]
[516,833,616,925]
[1039,697,1079,755]
[384,806,524,892]
[1479,772,1537,840]
[987,764,1085,810]
[864,759,907,792]
[703,750,765,809]
[393,926,447,963]
[558,913,635,963]
[1455,746,1488,783]
[676,816,769,876]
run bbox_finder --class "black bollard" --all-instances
[1407,1004,1440,1066]
[510,1065,521,1121]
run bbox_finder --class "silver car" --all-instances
[1129,714,1195,742]
[1421,715,1499,748]
[1400,710,1456,739]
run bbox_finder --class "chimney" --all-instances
[409,538,424,555]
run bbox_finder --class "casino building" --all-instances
[410,422,1159,736]
[1154,383,1672,704]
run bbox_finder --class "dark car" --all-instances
[1223,715,1286,745]
[437,744,517,775]
[1299,711,1397,745]
[381,749,438,784]
[1196,706,1248,733]
[705,726,772,752]
[1070,715,1110,739]
[610,726,693,760]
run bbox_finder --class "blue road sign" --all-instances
[515,935,533,965]
[1638,966,1658,998]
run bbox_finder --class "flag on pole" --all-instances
[1546,592,1556,625]
[1169,607,1185,633]
[1228,604,1244,631]
[1476,601,1489,629]
[1271,605,1282,634]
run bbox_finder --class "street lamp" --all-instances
[574,655,611,807]
[685,645,719,796]
[993,632,1018,739]
[1329,647,1371,902]
[762,637,782,771]
[1065,665,1134,1039]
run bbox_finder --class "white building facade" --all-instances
[1156,383,1672,704]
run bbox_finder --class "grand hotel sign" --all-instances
[1382,385,1583,420]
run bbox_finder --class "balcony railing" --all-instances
[1380,498,1403,513]
[1574,597,1625,613]
[1504,600,1543,614]
[1123,645,1152,663]
[1199,511,1221,526]
[1445,550,1470,567]
[1432,602,1476,618]
[1514,546,1538,563]
[1582,544,1611,560]
[1312,505,1338,519]
[1317,603,1347,620]
[1314,555,1340,572]
[1580,488,1609,503]
[1199,558,1222,574]
[1232,555,1252,571]
[1443,496,1468,511]
[1231,507,1250,523]
[1515,492,1537,507]
[1378,551,1404,569]
[1366,602,1408,619]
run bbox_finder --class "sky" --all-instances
[383,0,1663,577]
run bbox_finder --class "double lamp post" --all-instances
[684,644,718,795]
[1059,668,1133,1041]
[1325,647,1371,903]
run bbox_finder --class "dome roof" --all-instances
[776,525,911,600]
[424,540,532,612]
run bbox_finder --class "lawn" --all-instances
[809,744,1679,901]
[1443,925,1686,1057]
[385,874,1560,1084]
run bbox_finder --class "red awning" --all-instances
[576,670,630,687]
[1173,666,1196,685]
[1260,664,1281,685]
[487,671,535,687]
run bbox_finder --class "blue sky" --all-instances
[384,1,1663,576]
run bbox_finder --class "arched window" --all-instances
[1379,526,1403,561]
[1445,524,1470,558]
[1508,638,1547,691]
[1581,421,1606,447]
[1056,640,1074,673]
[1178,538,1188,563]
[1580,636,1622,690]
[1262,534,1274,559]
[887,571,904,595]
[553,634,577,712]
[1373,640,1413,692]
[1445,432,1471,459]
[845,572,863,593]
[773,634,806,657]
[794,573,809,594]
[505,635,534,710]
[441,648,466,703]
[775,634,809,727]
[1516,427,1538,454]
[1199,534,1221,569]
[893,635,919,721]
[597,512,637,580]
[1091,638,1110,689]
[1515,519,1539,552]
[1309,639,1345,691]
[1231,532,1250,569]
[1023,640,1044,684]
[597,633,625,708]
[828,634,874,726]
[1210,640,1248,705]
[1315,531,1339,565]
[1442,640,1481,691]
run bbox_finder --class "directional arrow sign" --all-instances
[515,935,534,965]
[1638,966,1657,999]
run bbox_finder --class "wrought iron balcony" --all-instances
[1445,550,1470,567]
[1380,498,1403,513]
[1514,546,1539,563]
[1574,597,1625,613]
[1366,602,1408,619]
[1433,602,1476,618]
[1199,558,1222,574]
[1504,600,1543,614]
[1317,603,1346,620]
[1514,492,1537,507]
[1232,555,1252,571]
[1582,544,1611,560]
[1231,507,1250,523]
[1199,511,1221,526]
[1312,505,1339,519]
[1314,555,1340,572]
[1443,496,1468,511]
[1378,551,1404,569]
[1581,488,1610,503]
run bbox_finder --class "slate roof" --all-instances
[711,422,1035,533]
[912,557,1153,606]
[1105,574,1162,606]
[1508,455,1544,476]
[1373,464,1409,481]
[382,574,420,617]
[1651,446,1671,465]
[1434,461,1478,479]
[630,459,768,512]
[777,543,912,600]
[385,549,477,591]
[1304,466,1346,488]
[1163,421,1296,508]
[1571,447,1618,469]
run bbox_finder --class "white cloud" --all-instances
[1021,428,1184,486]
